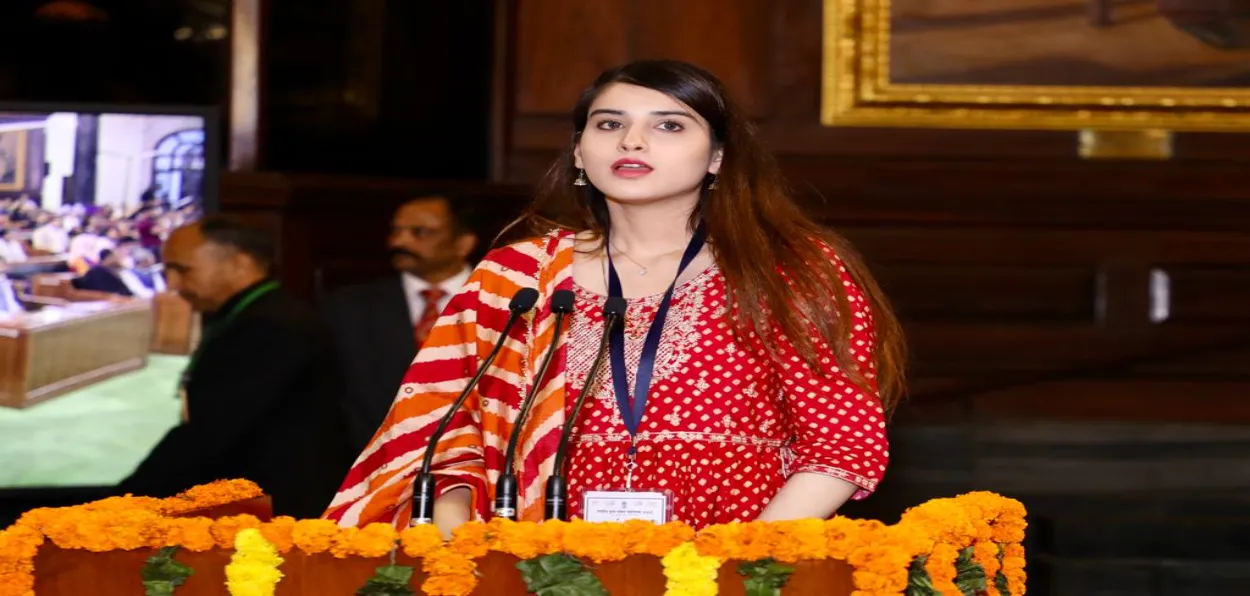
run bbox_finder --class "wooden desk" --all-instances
[150,293,201,355]
[27,274,200,356]
[0,300,153,409]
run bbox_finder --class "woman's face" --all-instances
[575,83,722,205]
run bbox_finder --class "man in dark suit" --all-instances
[73,248,132,295]
[117,215,352,519]
[321,195,477,453]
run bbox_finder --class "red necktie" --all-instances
[413,288,447,350]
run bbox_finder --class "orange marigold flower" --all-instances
[330,523,396,559]
[447,522,490,559]
[487,519,545,560]
[923,543,960,596]
[162,479,263,514]
[562,520,629,563]
[400,524,444,558]
[770,519,829,563]
[291,519,341,555]
[163,517,216,552]
[259,517,297,553]
[531,520,567,555]
[421,548,477,576]
[692,522,739,559]
[0,525,43,596]
[209,514,263,550]
[639,521,693,557]
[421,569,478,596]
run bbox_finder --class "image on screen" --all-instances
[0,106,217,490]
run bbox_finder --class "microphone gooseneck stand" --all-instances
[544,296,627,520]
[409,287,540,525]
[494,289,575,520]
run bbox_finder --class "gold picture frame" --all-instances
[0,130,27,191]
[821,0,1250,131]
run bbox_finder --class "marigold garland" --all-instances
[0,479,1028,596]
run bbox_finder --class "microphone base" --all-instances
[493,473,519,521]
[411,472,437,525]
[544,475,567,521]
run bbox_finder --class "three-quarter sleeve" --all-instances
[774,252,888,499]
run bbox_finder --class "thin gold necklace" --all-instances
[609,243,683,276]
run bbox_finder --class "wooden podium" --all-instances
[32,548,856,595]
[6,481,1027,596]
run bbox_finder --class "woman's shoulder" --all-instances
[472,228,576,279]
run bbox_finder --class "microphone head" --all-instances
[603,296,627,318]
[550,289,575,314]
[509,288,540,313]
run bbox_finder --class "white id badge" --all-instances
[582,489,673,524]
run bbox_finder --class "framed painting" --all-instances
[0,130,27,191]
[822,0,1250,131]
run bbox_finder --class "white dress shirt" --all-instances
[32,224,70,254]
[0,239,26,263]
[401,267,471,325]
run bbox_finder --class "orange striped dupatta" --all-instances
[323,230,577,528]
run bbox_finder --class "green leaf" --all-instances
[355,564,417,596]
[953,547,987,596]
[140,546,194,596]
[738,558,794,596]
[905,556,940,596]
[994,543,1012,596]
[141,581,176,596]
[515,554,608,596]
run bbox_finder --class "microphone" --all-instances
[544,296,626,521]
[409,287,540,525]
[494,289,575,520]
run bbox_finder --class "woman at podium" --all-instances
[324,60,905,537]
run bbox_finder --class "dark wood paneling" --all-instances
[878,265,1098,323]
[502,0,1250,165]
[1159,265,1250,324]
[514,0,628,115]
[631,0,775,117]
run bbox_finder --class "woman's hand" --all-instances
[432,487,473,540]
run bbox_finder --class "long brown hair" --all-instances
[511,60,906,412]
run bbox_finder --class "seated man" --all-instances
[0,272,25,315]
[72,249,132,296]
[119,247,166,297]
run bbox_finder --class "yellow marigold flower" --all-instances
[225,528,284,596]
[661,542,720,596]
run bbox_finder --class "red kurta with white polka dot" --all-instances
[563,263,888,530]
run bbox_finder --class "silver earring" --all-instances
[574,169,588,186]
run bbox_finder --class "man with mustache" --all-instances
[322,195,477,454]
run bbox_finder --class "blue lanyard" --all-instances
[606,222,708,447]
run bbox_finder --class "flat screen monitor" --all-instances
[0,102,219,492]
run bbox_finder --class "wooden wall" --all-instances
[492,0,1250,421]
